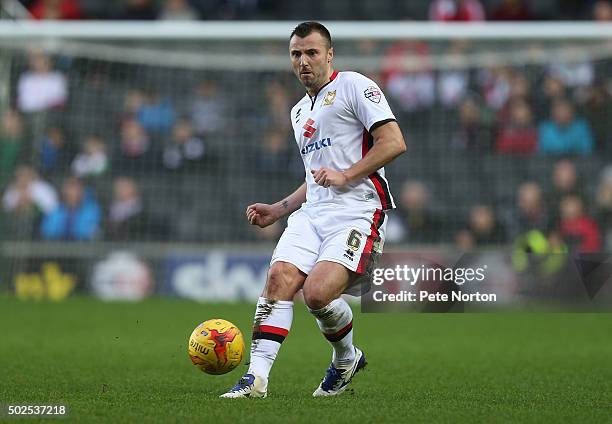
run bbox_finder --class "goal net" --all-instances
[1,22,611,299]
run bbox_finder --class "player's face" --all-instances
[289,32,333,94]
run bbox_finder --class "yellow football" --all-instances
[188,319,244,375]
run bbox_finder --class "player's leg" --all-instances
[303,261,366,397]
[303,207,386,396]
[221,209,318,398]
[220,261,305,398]
[248,262,306,383]
[303,262,356,367]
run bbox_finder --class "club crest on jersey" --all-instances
[364,86,381,104]
[323,90,336,106]
[301,138,332,155]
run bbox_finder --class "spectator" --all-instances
[39,125,73,176]
[117,0,158,19]
[198,0,259,20]
[136,90,176,135]
[534,74,567,121]
[17,49,67,113]
[477,66,512,110]
[438,70,469,109]
[123,89,146,119]
[429,0,485,21]
[454,229,476,251]
[437,41,470,108]
[381,41,435,113]
[255,128,291,175]
[106,177,145,241]
[116,118,152,172]
[490,0,532,21]
[386,181,442,243]
[582,81,612,155]
[0,110,24,187]
[451,97,495,151]
[559,195,601,253]
[595,166,612,251]
[68,70,118,140]
[159,0,199,20]
[495,99,538,155]
[162,119,206,172]
[497,71,532,122]
[2,165,58,216]
[190,80,226,137]
[468,205,506,245]
[507,72,531,101]
[28,0,82,19]
[548,61,594,89]
[41,177,101,241]
[538,99,594,155]
[593,0,612,21]
[263,81,292,131]
[2,165,58,239]
[506,182,548,238]
[557,0,593,20]
[71,136,109,178]
[548,158,583,227]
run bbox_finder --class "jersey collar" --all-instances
[306,70,339,109]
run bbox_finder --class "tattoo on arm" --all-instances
[282,200,289,209]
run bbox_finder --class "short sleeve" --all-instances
[346,73,396,133]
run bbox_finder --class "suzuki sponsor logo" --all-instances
[301,138,332,155]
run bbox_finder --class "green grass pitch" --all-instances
[1,297,611,423]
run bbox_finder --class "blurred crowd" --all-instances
[387,158,611,254]
[1,26,611,252]
[9,0,612,21]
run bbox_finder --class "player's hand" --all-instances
[245,203,279,228]
[311,168,349,188]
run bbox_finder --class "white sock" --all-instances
[247,297,293,380]
[308,297,356,369]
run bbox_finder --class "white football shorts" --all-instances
[270,203,386,284]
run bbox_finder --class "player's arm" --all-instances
[273,182,307,217]
[246,182,306,227]
[311,121,406,188]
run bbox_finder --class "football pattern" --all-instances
[188,319,244,375]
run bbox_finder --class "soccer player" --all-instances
[221,21,406,398]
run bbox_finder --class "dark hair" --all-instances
[290,21,332,49]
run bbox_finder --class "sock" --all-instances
[308,297,356,369]
[247,297,293,380]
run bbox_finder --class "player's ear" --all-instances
[327,47,334,63]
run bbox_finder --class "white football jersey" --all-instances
[291,71,397,211]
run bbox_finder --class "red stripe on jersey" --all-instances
[361,127,374,158]
[329,70,339,81]
[374,172,394,209]
[369,174,391,210]
[362,128,369,158]
[362,127,393,210]
[253,325,289,337]
[357,209,383,274]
